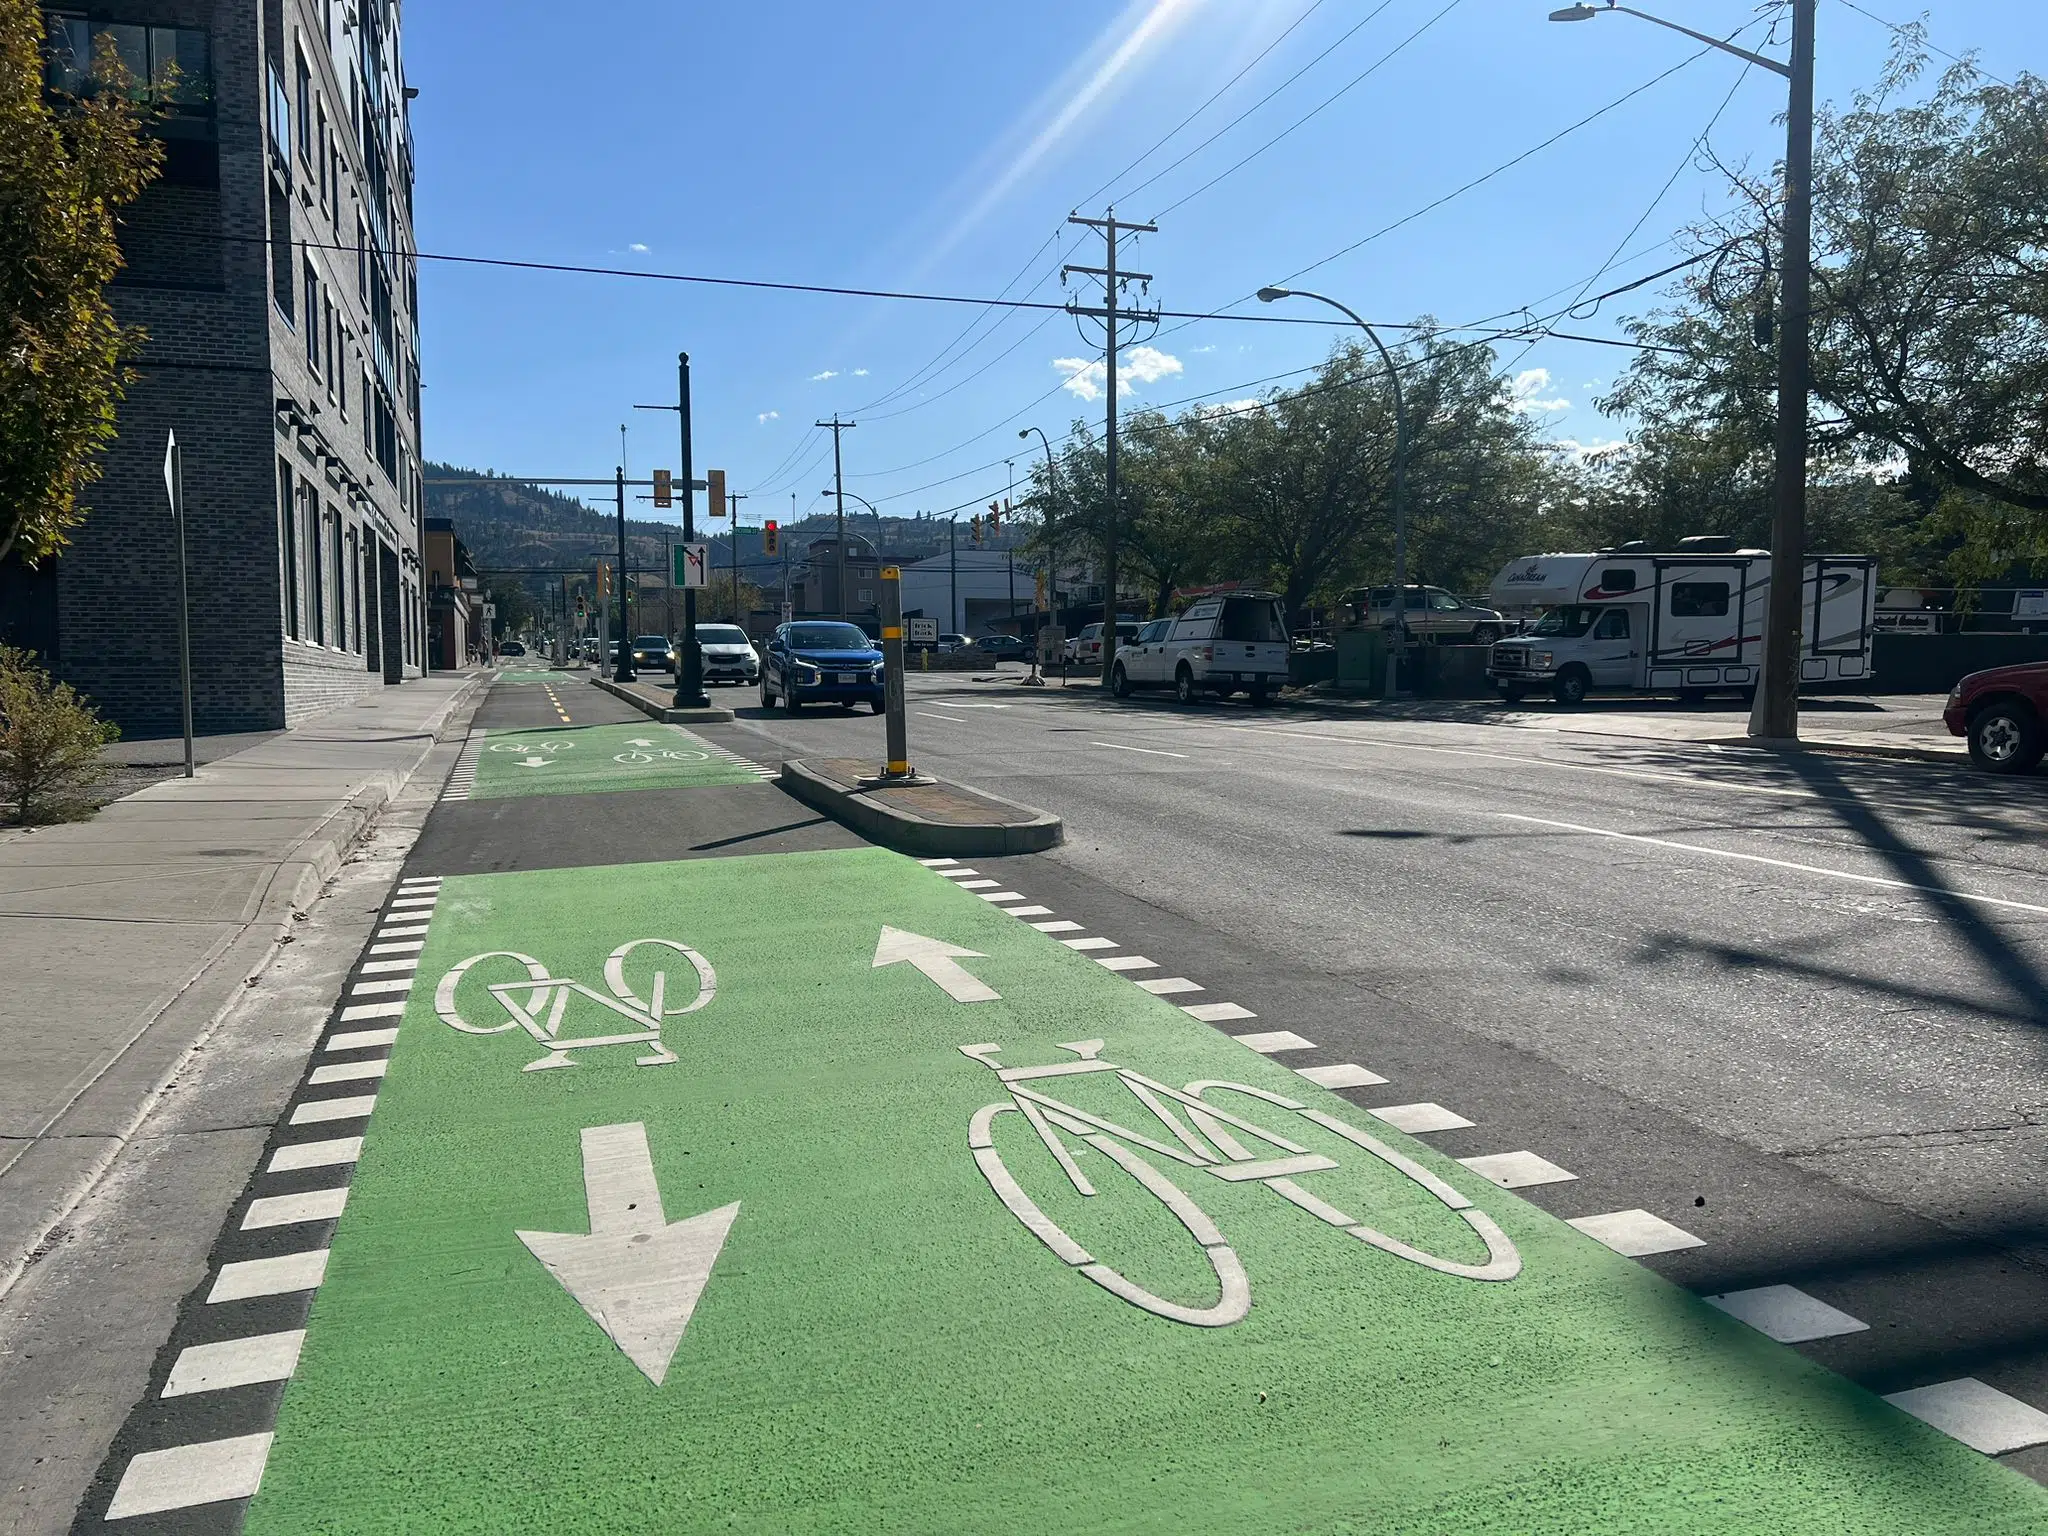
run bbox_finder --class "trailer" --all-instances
[1485,548,1877,704]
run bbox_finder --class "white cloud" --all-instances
[1191,398,1265,421]
[1190,344,1216,354]
[852,368,870,377]
[1051,345,1184,403]
[1509,368,1570,415]
[810,369,839,382]
[628,242,650,254]
[1549,436,1632,464]
[758,410,780,425]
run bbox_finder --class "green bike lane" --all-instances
[237,846,2046,1534]
[459,723,771,801]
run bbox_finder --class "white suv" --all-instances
[1112,593,1290,705]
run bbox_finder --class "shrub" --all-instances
[0,644,118,824]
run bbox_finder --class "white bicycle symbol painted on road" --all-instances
[486,740,576,753]
[434,939,715,1071]
[613,748,709,765]
[964,1038,1520,1327]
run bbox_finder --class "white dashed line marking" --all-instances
[1181,1001,1257,1023]
[106,1434,275,1519]
[207,1250,329,1304]
[1458,1150,1576,1189]
[1883,1379,2048,1455]
[1234,1030,1314,1054]
[1702,1284,1868,1344]
[1368,1102,1475,1134]
[1566,1209,1706,1257]
[1294,1062,1386,1089]
[162,1331,306,1398]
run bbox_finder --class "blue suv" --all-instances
[761,621,885,714]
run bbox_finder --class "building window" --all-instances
[306,488,325,644]
[347,527,363,652]
[269,184,293,321]
[355,215,368,302]
[295,47,312,164]
[324,292,338,403]
[266,59,290,170]
[316,99,328,211]
[278,460,299,639]
[330,511,346,648]
[44,16,213,115]
[303,260,320,373]
[362,365,374,453]
[337,331,350,420]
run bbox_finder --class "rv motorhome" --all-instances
[1486,547,1877,704]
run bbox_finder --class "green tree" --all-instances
[0,7,164,564]
[1608,43,2048,531]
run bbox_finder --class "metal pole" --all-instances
[876,565,911,781]
[1101,231,1121,690]
[166,437,194,776]
[613,466,635,681]
[675,352,709,708]
[1751,0,1815,743]
[949,517,957,634]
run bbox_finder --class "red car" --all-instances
[1944,661,2048,773]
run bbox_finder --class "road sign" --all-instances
[653,469,673,508]
[908,617,938,646]
[672,542,709,589]
[1038,625,1065,665]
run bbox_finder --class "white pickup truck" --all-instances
[1111,592,1291,705]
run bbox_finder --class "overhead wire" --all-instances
[1830,0,2013,88]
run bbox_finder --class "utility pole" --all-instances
[1065,210,1158,687]
[1752,0,1816,742]
[949,516,958,635]
[817,414,856,620]
[726,491,748,625]
[612,464,634,681]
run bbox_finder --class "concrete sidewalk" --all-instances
[0,672,488,1296]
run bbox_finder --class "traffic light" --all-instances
[653,468,672,508]
[971,514,983,546]
[597,562,610,597]
[988,500,1001,535]
[763,520,780,557]
[707,468,727,518]
[575,592,586,619]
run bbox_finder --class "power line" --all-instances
[1107,0,1404,211]
[1150,0,1471,219]
[1829,0,2013,87]
[1079,0,1335,209]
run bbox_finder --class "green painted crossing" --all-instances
[246,849,2048,1533]
[468,723,763,800]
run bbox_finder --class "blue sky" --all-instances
[406,0,2044,533]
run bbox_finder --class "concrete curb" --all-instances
[778,758,1063,857]
[587,674,736,724]
[0,673,492,1307]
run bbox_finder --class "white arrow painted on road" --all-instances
[872,925,1000,1003]
[625,738,656,747]
[517,1123,739,1386]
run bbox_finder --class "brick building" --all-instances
[423,516,477,669]
[0,1,428,734]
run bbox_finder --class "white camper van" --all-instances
[1486,547,1877,704]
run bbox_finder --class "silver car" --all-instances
[1348,585,1505,646]
[693,623,760,685]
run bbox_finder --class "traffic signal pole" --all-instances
[612,466,635,682]
[674,352,710,708]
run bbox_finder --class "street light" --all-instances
[822,489,885,615]
[1550,0,1814,742]
[1020,426,1061,687]
[1257,285,1410,699]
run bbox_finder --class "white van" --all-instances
[1112,592,1290,705]
[1486,549,1877,704]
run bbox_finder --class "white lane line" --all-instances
[1567,1208,1706,1257]
[387,897,438,910]
[979,891,1028,903]
[1089,741,1189,758]
[915,712,967,724]
[106,1433,275,1519]
[348,977,414,996]
[339,1001,406,1022]
[1137,977,1203,996]
[1702,1284,1867,1344]
[1883,1378,2048,1455]
[1235,1030,1314,1053]
[359,958,418,975]
[953,879,1001,891]
[268,1136,363,1173]
[241,1187,347,1230]
[377,925,431,940]
[1096,955,1158,972]
[1062,937,1118,952]
[1368,1102,1474,1134]
[1295,1062,1386,1089]
[1032,920,1085,934]
[1005,905,1055,918]
[207,1250,329,1304]
[309,1059,388,1085]
[935,868,981,879]
[369,940,424,955]
[1458,1150,1576,1189]
[917,857,961,867]
[289,1095,376,1125]
[162,1330,306,1398]
[1182,1001,1257,1023]
[1495,813,2048,916]
[327,1027,399,1052]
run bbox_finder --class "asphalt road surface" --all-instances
[724,666,2048,1482]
